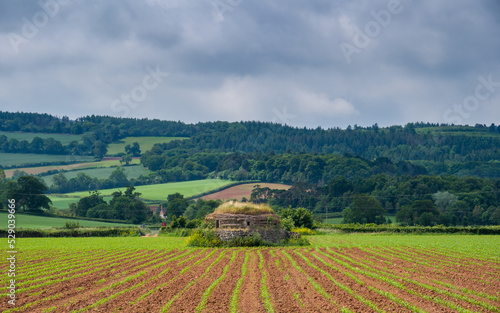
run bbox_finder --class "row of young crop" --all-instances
[18,250,164,291]
[53,249,225,312]
[65,249,195,311]
[0,250,134,294]
[361,246,500,292]
[320,247,500,312]
[2,247,499,312]
[7,249,254,312]
[1,249,181,312]
[257,246,499,313]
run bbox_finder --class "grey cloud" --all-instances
[0,0,499,128]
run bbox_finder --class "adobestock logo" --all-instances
[340,0,411,64]
[443,75,500,124]
[8,0,69,54]
[210,0,243,23]
[110,65,169,117]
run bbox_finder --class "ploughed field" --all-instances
[1,235,499,312]
[200,183,291,201]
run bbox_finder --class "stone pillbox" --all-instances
[205,203,300,243]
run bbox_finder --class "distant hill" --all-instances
[2,111,500,179]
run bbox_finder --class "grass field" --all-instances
[0,212,133,229]
[47,196,80,210]
[0,131,82,144]
[1,234,498,312]
[106,136,189,155]
[41,165,149,185]
[48,195,114,210]
[0,153,94,168]
[61,179,234,201]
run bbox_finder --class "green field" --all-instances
[0,131,82,144]
[41,165,149,185]
[4,158,141,177]
[12,234,500,259]
[48,195,114,210]
[309,234,500,259]
[48,196,80,210]
[0,212,133,229]
[106,136,189,155]
[0,152,94,168]
[3,234,498,312]
[60,179,234,201]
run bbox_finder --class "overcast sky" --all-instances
[1,0,499,129]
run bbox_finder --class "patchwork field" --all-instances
[48,196,113,211]
[1,235,498,312]
[41,165,149,186]
[0,153,94,168]
[106,136,189,155]
[0,131,82,144]
[0,212,132,229]
[200,183,291,201]
[62,179,234,201]
[4,158,141,178]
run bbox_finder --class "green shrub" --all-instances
[186,219,202,229]
[283,236,310,246]
[291,227,316,236]
[281,216,295,231]
[159,227,192,237]
[64,220,80,229]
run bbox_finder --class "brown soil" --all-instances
[237,250,266,313]
[265,248,338,312]
[200,183,291,201]
[202,250,245,313]
[340,247,499,312]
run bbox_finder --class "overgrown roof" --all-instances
[212,201,275,215]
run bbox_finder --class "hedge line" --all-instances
[0,227,144,237]
[325,224,500,234]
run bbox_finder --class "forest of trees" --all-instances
[70,186,152,223]
[2,111,500,167]
[249,174,500,226]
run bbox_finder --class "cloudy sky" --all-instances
[1,0,499,128]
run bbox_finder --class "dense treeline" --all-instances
[250,174,500,226]
[0,135,70,155]
[141,121,500,164]
[2,112,500,172]
[0,111,196,137]
[70,187,152,223]
[140,152,429,184]
[48,168,132,193]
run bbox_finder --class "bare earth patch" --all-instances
[201,183,291,201]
